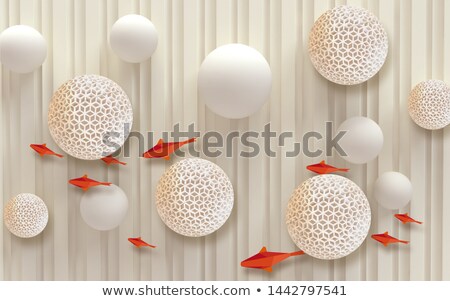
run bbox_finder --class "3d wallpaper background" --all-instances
[1,0,450,281]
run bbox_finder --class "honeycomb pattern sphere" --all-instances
[408,80,450,130]
[308,5,388,85]
[156,158,234,237]
[3,193,49,238]
[48,74,133,160]
[285,175,371,260]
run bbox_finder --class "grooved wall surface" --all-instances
[1,0,450,281]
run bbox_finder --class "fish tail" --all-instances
[54,153,64,158]
[290,250,305,257]
[338,168,349,172]
[399,240,409,244]
[119,161,127,165]
[102,182,112,186]
[187,137,197,143]
[414,221,423,224]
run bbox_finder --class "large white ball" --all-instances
[286,175,371,260]
[3,193,48,238]
[374,172,412,210]
[110,14,158,63]
[198,44,272,119]
[156,158,234,237]
[48,74,133,160]
[408,80,450,130]
[0,25,47,73]
[309,5,388,85]
[80,184,128,231]
[337,116,384,164]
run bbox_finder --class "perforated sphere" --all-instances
[3,193,48,238]
[286,175,371,260]
[156,158,234,237]
[308,5,388,85]
[408,80,450,130]
[48,75,133,160]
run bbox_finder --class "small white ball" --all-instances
[337,116,384,164]
[408,80,450,130]
[0,25,47,73]
[110,14,158,63]
[374,172,412,210]
[80,184,129,231]
[198,43,272,119]
[156,158,234,237]
[3,193,48,238]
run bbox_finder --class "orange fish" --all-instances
[371,232,409,247]
[101,155,127,166]
[142,138,196,160]
[68,174,111,191]
[395,213,422,225]
[241,247,305,272]
[128,237,156,248]
[30,143,64,158]
[306,160,349,174]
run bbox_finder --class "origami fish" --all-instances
[30,143,64,158]
[371,232,409,247]
[306,160,349,175]
[68,174,111,191]
[394,213,422,225]
[142,138,196,160]
[101,155,127,166]
[241,247,305,272]
[128,237,156,248]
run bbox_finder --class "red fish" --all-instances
[101,155,127,166]
[142,138,196,160]
[241,247,305,272]
[306,160,349,174]
[395,213,422,225]
[371,232,409,247]
[128,237,156,248]
[30,143,64,158]
[68,174,111,191]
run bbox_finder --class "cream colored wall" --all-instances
[1,0,449,281]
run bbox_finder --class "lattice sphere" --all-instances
[308,5,388,85]
[156,158,234,237]
[286,175,371,260]
[48,75,133,160]
[3,193,48,238]
[408,80,450,130]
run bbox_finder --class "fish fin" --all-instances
[259,247,267,253]
[164,155,170,161]
[383,231,389,235]
[43,143,46,146]
[263,267,273,272]
[157,139,164,145]
[39,153,44,157]
[82,187,89,191]
[290,250,305,257]
[405,213,409,216]
[320,160,325,164]
[83,174,88,178]
[382,242,389,247]
[401,221,407,224]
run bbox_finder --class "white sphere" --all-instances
[408,80,450,130]
[198,43,272,119]
[337,116,384,164]
[0,25,47,73]
[374,172,412,210]
[156,158,234,237]
[80,184,128,231]
[286,175,371,260]
[3,193,48,238]
[48,74,133,160]
[309,5,388,85]
[110,14,158,63]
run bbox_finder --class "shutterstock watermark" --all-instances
[103,122,347,158]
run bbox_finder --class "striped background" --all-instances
[1,0,449,281]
